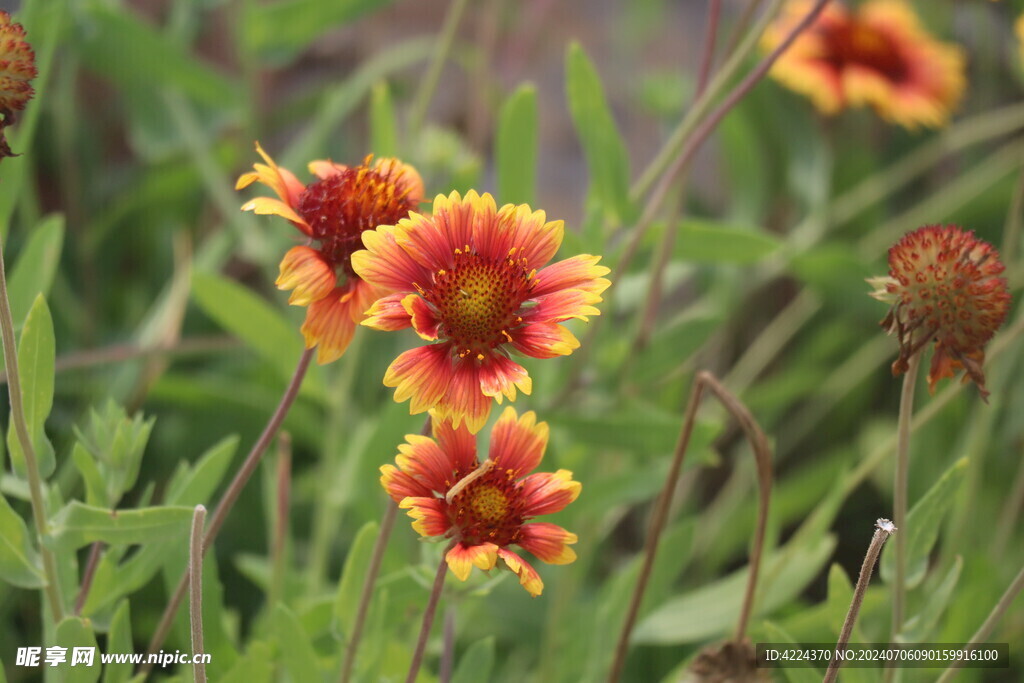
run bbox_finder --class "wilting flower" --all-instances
[0,11,37,160]
[763,0,965,129]
[351,190,610,433]
[869,225,1011,399]
[380,408,579,597]
[236,145,423,363]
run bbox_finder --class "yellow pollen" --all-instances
[476,353,485,361]
[468,484,509,523]
[501,330,513,343]
[438,269,446,276]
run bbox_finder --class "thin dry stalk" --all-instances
[406,541,456,683]
[74,542,105,615]
[891,351,922,641]
[824,519,896,683]
[270,432,292,607]
[607,371,773,681]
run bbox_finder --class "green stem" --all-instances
[408,0,470,137]
[189,505,208,683]
[891,351,922,642]
[0,237,64,623]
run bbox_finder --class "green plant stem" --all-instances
[0,237,64,623]
[142,347,314,674]
[608,371,772,681]
[1002,166,1024,262]
[406,541,455,683]
[189,505,208,683]
[934,563,1024,683]
[408,0,470,137]
[891,351,922,642]
[824,521,895,683]
[74,542,104,615]
[270,432,291,608]
[340,416,434,683]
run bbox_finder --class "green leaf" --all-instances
[7,294,56,479]
[7,214,64,329]
[565,43,631,225]
[369,81,399,158]
[243,0,397,63]
[220,641,274,683]
[552,403,719,458]
[761,622,821,683]
[103,601,133,683]
[826,563,855,637]
[496,84,538,206]
[71,444,105,508]
[0,491,44,588]
[272,604,321,682]
[78,4,242,108]
[165,435,239,506]
[901,557,962,642]
[50,502,193,550]
[54,617,101,683]
[674,219,781,263]
[333,521,380,640]
[634,534,836,644]
[190,271,305,380]
[880,458,967,589]
[451,637,496,683]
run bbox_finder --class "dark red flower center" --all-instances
[297,166,417,278]
[448,467,524,546]
[423,247,537,357]
[823,20,908,83]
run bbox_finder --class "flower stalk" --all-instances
[824,519,896,683]
[0,235,64,623]
[406,541,456,683]
[891,350,921,639]
[189,505,208,683]
[143,347,314,672]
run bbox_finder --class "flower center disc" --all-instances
[826,21,908,82]
[450,474,523,545]
[469,484,509,523]
[297,168,415,276]
[428,249,534,355]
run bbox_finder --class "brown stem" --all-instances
[74,542,105,615]
[141,347,314,674]
[440,607,456,683]
[824,520,896,683]
[696,0,723,95]
[340,417,433,683]
[189,505,208,683]
[607,371,773,681]
[406,541,456,683]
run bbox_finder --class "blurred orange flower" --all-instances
[763,0,965,129]
[0,11,37,159]
[869,225,1010,399]
[237,145,424,363]
[352,190,610,433]
[380,408,579,597]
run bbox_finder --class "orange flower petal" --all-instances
[517,523,579,565]
[276,246,336,306]
[509,322,580,359]
[405,294,441,341]
[362,292,414,331]
[352,224,431,293]
[380,464,431,503]
[434,359,492,434]
[526,290,604,323]
[399,496,450,537]
[532,255,611,298]
[383,344,454,415]
[432,419,478,474]
[300,288,359,364]
[446,542,499,581]
[479,354,531,402]
[487,407,547,477]
[396,434,461,494]
[497,548,544,597]
[240,196,308,229]
[374,157,425,205]
[308,159,347,180]
[498,203,564,270]
[519,470,582,517]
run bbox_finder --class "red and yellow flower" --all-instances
[763,0,965,130]
[380,408,580,597]
[351,190,610,433]
[0,11,37,159]
[236,145,424,363]
[869,225,1011,399]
